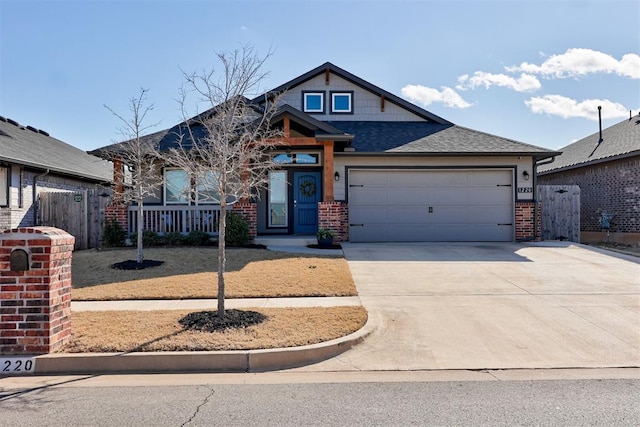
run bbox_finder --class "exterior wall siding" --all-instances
[280,74,424,122]
[538,156,640,235]
[0,167,108,231]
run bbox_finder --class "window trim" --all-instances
[268,170,288,228]
[163,168,190,205]
[330,91,354,114]
[0,165,9,208]
[302,91,325,114]
[273,151,322,166]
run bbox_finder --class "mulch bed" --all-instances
[111,259,165,270]
[307,244,343,250]
[179,309,267,332]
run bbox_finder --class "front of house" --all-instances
[97,62,558,243]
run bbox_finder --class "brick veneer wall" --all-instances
[538,156,640,233]
[318,202,349,243]
[0,227,74,354]
[233,202,257,239]
[515,201,541,241]
[104,202,128,232]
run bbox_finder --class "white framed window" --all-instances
[303,91,325,113]
[195,170,221,204]
[331,91,353,114]
[268,171,287,227]
[164,169,190,204]
[273,152,321,166]
[0,166,8,207]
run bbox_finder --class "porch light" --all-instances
[522,170,530,180]
[334,171,340,181]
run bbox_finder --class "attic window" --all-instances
[303,92,324,113]
[331,92,353,114]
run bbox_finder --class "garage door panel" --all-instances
[349,169,514,242]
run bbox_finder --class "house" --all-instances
[538,112,640,245]
[0,116,112,230]
[94,62,558,243]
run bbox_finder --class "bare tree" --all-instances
[104,88,162,265]
[166,46,284,319]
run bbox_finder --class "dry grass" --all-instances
[72,247,356,300]
[62,306,368,352]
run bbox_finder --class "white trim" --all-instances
[331,92,352,113]
[303,92,324,113]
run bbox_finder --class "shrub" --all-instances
[131,230,162,247]
[102,219,126,247]
[185,230,211,246]
[223,211,249,247]
[163,232,185,246]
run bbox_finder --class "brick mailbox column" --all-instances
[0,227,75,355]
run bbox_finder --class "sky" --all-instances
[1,0,639,153]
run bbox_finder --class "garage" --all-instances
[348,169,514,242]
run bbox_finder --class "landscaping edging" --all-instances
[28,316,376,375]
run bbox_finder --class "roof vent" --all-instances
[0,116,6,122]
[6,118,19,126]
[26,125,38,133]
[38,129,50,136]
[597,106,603,144]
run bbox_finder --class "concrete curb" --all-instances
[30,316,376,375]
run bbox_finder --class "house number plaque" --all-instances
[517,187,533,193]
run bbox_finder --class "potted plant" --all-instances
[316,228,334,247]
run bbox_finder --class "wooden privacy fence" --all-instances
[538,185,581,242]
[39,190,111,250]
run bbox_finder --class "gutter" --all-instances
[33,169,50,226]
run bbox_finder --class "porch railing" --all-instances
[127,205,222,237]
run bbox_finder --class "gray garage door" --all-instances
[349,169,514,242]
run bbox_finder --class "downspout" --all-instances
[33,169,50,225]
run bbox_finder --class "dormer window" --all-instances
[331,91,353,114]
[302,91,325,113]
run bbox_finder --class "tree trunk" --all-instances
[136,197,144,264]
[217,202,227,319]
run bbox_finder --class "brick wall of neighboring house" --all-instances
[538,156,640,234]
[232,202,257,239]
[515,201,542,241]
[0,227,74,355]
[318,201,349,243]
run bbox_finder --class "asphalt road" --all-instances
[1,377,638,426]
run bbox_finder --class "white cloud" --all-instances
[456,72,541,92]
[401,85,473,109]
[507,48,640,79]
[524,95,631,120]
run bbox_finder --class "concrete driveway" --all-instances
[301,242,640,371]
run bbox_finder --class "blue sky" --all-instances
[1,0,638,152]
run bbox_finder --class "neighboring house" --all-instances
[0,116,112,230]
[93,62,558,243]
[538,112,640,244]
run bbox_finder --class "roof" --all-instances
[0,116,112,183]
[330,121,558,157]
[538,113,640,174]
[253,62,452,125]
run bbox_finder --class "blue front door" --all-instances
[293,172,321,234]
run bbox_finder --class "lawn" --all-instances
[72,247,357,300]
[63,246,365,353]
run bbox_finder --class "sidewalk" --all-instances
[72,296,361,311]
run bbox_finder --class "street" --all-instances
[2,371,639,426]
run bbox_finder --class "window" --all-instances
[164,169,190,204]
[331,91,353,114]
[195,170,221,204]
[268,171,287,227]
[303,91,325,113]
[273,153,321,165]
[0,166,8,207]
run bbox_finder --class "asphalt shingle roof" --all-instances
[0,116,112,182]
[329,121,556,156]
[538,113,640,173]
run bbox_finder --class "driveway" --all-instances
[301,242,640,371]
